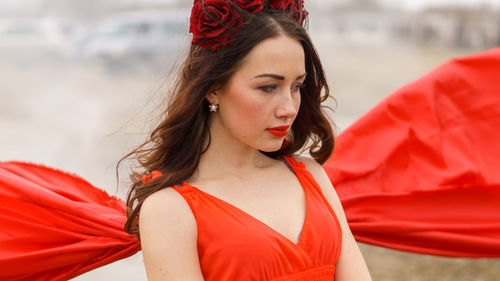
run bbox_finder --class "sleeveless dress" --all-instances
[171,156,343,281]
[1,47,499,281]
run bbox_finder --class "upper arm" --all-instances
[297,156,372,281]
[139,188,205,281]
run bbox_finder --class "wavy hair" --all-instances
[118,8,335,236]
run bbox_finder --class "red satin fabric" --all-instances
[0,162,140,281]
[324,47,500,257]
[0,47,499,280]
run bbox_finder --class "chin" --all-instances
[258,142,283,152]
[260,148,281,153]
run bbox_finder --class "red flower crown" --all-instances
[189,0,308,51]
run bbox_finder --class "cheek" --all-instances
[223,86,268,130]
[294,94,301,111]
[289,93,301,122]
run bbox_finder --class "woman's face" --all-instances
[209,34,306,152]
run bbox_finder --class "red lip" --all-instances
[266,125,290,137]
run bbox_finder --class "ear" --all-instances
[205,89,221,104]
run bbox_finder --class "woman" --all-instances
[122,1,372,280]
[1,1,499,280]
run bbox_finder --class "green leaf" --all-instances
[264,0,269,8]
[244,14,255,25]
[216,47,227,57]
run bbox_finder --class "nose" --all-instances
[275,89,300,119]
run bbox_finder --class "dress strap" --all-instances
[279,157,295,174]
[281,156,306,170]
[170,182,194,195]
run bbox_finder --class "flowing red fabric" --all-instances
[324,47,500,257]
[1,47,499,280]
[0,162,140,281]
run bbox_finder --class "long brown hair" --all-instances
[118,7,335,236]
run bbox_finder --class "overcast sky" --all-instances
[379,0,500,10]
[1,0,499,18]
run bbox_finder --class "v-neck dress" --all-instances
[171,156,342,281]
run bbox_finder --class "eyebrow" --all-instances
[254,73,306,80]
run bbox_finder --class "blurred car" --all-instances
[75,9,189,71]
[0,18,67,63]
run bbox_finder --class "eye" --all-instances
[292,83,305,93]
[259,85,277,93]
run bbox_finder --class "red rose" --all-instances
[290,0,308,25]
[268,0,307,26]
[233,0,265,14]
[268,0,292,10]
[189,0,245,51]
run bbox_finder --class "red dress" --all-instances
[1,48,499,280]
[171,156,342,281]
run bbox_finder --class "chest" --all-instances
[173,157,343,280]
[175,176,342,281]
[190,174,307,245]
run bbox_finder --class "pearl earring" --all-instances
[209,103,219,112]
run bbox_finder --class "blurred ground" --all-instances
[1,32,499,280]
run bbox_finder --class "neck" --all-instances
[193,116,273,182]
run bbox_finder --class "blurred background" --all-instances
[1,0,499,280]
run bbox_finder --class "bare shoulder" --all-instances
[140,187,195,229]
[139,187,204,281]
[293,155,330,186]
